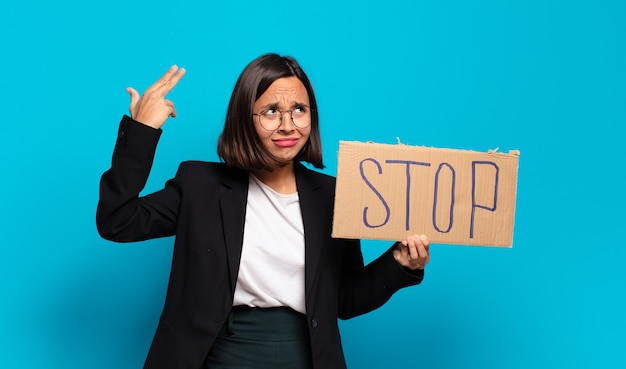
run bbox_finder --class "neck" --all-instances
[252,162,297,194]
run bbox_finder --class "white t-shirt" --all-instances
[232,174,306,314]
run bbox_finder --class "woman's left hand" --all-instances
[393,234,430,270]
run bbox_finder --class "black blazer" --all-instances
[97,116,424,369]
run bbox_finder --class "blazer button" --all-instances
[311,318,318,328]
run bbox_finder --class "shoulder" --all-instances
[178,161,243,173]
[174,161,248,187]
[179,160,227,171]
[295,162,335,186]
[294,162,337,202]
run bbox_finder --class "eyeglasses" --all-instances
[253,105,312,131]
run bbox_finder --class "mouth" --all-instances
[273,138,299,147]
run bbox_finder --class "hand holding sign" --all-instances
[393,234,430,270]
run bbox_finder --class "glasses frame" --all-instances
[252,107,313,131]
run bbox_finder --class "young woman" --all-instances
[97,54,430,369]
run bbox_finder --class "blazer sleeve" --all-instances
[96,115,183,242]
[338,241,424,319]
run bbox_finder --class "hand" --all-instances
[127,65,186,129]
[393,234,430,270]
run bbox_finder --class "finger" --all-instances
[157,65,186,94]
[407,235,420,261]
[415,234,430,258]
[164,100,177,118]
[143,66,180,96]
[126,87,140,117]
[399,240,409,261]
[156,65,180,85]
[416,235,431,268]
[420,234,430,249]
[167,67,186,90]
[392,248,402,263]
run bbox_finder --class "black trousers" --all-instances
[204,306,314,369]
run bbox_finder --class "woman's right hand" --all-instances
[127,65,186,129]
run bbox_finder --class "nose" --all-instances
[277,110,295,131]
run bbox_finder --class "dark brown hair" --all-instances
[217,53,324,170]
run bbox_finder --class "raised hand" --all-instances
[393,234,431,270]
[127,65,186,129]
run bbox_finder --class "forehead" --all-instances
[256,77,309,104]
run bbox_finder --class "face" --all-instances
[252,76,311,166]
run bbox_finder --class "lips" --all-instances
[273,138,299,147]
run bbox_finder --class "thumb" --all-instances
[126,87,140,118]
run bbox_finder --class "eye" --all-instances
[293,105,307,116]
[263,108,279,118]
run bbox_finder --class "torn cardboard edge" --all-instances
[332,141,520,247]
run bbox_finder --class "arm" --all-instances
[338,235,430,319]
[96,116,184,242]
[96,66,187,242]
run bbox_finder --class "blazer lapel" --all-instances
[219,168,249,290]
[295,163,331,297]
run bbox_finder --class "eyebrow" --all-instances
[258,101,310,110]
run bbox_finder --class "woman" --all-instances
[97,54,430,369]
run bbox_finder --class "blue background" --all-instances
[1,0,624,368]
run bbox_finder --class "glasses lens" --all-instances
[258,111,280,130]
[291,108,311,128]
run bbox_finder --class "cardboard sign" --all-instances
[332,141,520,247]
